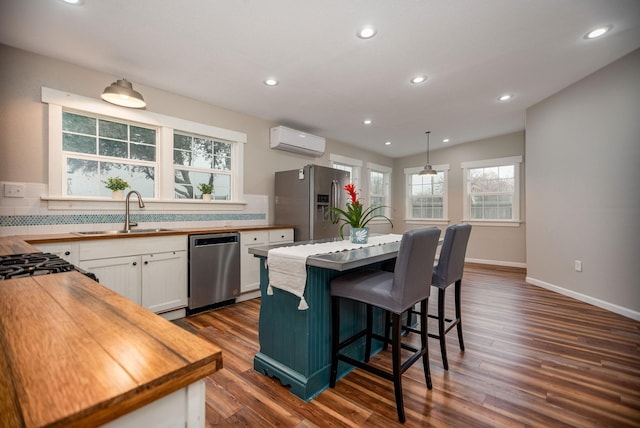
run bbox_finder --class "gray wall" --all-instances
[526,48,640,318]
[393,132,526,266]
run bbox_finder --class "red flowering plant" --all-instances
[330,183,393,239]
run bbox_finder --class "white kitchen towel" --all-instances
[267,234,403,310]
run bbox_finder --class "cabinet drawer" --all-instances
[240,231,268,246]
[269,229,293,243]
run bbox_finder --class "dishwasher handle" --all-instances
[191,233,239,247]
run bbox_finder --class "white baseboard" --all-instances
[526,276,640,321]
[465,258,527,269]
[236,290,260,302]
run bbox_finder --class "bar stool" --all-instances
[329,227,441,423]
[428,223,472,370]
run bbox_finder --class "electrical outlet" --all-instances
[4,183,25,198]
[574,260,582,272]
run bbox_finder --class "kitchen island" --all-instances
[248,238,402,401]
[0,238,222,427]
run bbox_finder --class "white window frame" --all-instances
[330,153,362,190]
[461,156,522,226]
[367,162,392,221]
[404,164,449,225]
[42,87,246,210]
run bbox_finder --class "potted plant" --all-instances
[330,183,393,244]
[103,177,129,199]
[198,183,214,201]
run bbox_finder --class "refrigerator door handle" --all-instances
[329,179,340,223]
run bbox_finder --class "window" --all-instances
[405,165,449,221]
[173,133,233,200]
[368,163,391,218]
[43,87,246,206]
[462,156,522,223]
[330,153,362,189]
[63,111,157,198]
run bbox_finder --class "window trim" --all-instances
[404,164,450,224]
[461,155,522,225]
[330,153,362,190]
[367,162,392,222]
[42,87,246,209]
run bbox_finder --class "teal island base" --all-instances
[253,261,386,401]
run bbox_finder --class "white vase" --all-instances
[112,190,124,200]
[350,227,369,244]
[202,194,212,201]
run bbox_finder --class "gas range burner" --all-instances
[0,252,88,280]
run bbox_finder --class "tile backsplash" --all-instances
[0,182,269,236]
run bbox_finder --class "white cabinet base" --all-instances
[103,380,205,428]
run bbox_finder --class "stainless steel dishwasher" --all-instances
[188,232,240,314]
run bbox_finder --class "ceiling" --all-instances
[1,0,639,158]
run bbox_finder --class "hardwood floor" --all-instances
[174,266,640,427]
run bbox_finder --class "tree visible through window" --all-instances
[173,132,232,200]
[62,112,156,197]
[462,156,521,222]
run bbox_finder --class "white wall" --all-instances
[526,48,640,320]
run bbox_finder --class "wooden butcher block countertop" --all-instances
[0,269,222,427]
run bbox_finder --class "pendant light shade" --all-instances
[101,79,146,108]
[419,131,438,176]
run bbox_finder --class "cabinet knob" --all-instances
[64,251,71,256]
[144,261,149,265]
[132,261,137,266]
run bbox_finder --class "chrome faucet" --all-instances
[124,190,145,231]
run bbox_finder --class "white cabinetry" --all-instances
[77,236,187,319]
[34,242,79,265]
[238,228,293,300]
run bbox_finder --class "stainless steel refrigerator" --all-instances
[274,164,350,241]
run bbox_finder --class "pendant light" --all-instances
[101,79,146,108]
[419,131,438,176]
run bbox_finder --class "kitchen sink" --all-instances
[73,228,174,236]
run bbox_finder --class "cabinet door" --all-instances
[240,231,269,293]
[79,256,141,304]
[141,251,187,313]
[34,242,79,265]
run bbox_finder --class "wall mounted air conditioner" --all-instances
[270,126,326,157]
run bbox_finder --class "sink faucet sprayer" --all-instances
[124,190,145,231]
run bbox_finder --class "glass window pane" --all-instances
[130,126,156,145]
[499,165,514,179]
[192,137,212,168]
[213,174,231,200]
[173,149,192,166]
[63,133,96,154]
[174,134,191,151]
[66,158,98,196]
[131,143,156,161]
[99,119,128,140]
[130,166,155,198]
[63,112,96,135]
[99,138,128,158]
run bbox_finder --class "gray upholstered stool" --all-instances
[429,223,472,370]
[329,227,441,423]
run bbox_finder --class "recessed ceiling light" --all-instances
[585,25,612,39]
[410,75,427,84]
[264,78,279,86]
[357,26,377,39]
[498,94,513,101]
[443,138,450,143]
[385,141,391,146]
[363,119,372,125]
[61,0,84,4]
